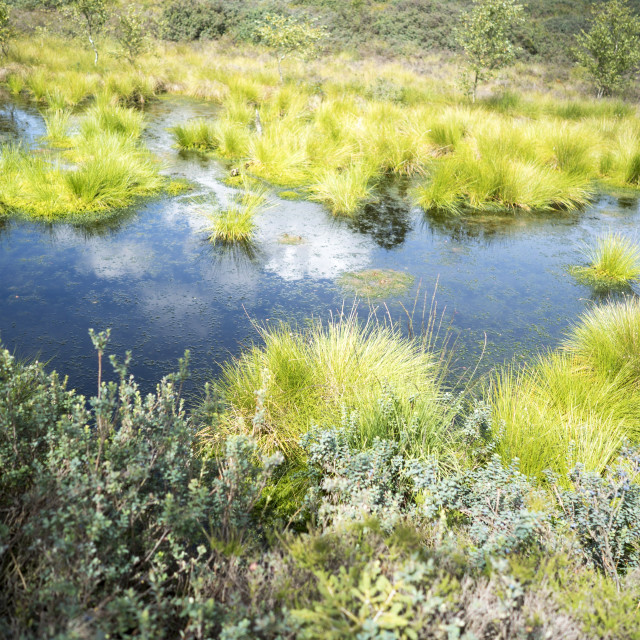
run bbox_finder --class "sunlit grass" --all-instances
[80,103,145,140]
[8,34,640,217]
[489,355,628,479]
[43,109,71,147]
[309,162,378,216]
[564,297,640,387]
[206,180,269,245]
[572,233,640,286]
[207,311,455,460]
[490,299,640,479]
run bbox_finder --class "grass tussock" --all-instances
[565,297,640,387]
[0,102,162,219]
[208,311,454,459]
[207,180,268,245]
[572,233,640,286]
[490,299,640,479]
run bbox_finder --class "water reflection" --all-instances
[2,95,640,399]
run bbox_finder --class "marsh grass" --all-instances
[565,297,640,388]
[0,105,162,219]
[10,34,640,216]
[172,118,219,151]
[80,103,145,140]
[43,109,71,147]
[207,310,456,460]
[309,163,378,216]
[490,355,628,479]
[572,233,640,286]
[207,180,269,245]
[491,299,640,479]
[416,151,594,214]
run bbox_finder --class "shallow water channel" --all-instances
[1,96,638,402]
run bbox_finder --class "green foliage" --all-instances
[547,446,640,588]
[256,13,325,81]
[3,340,640,637]
[574,0,640,97]
[0,339,282,638]
[206,181,268,245]
[0,0,11,57]
[160,0,229,42]
[66,0,115,65]
[114,6,153,65]
[0,104,164,220]
[456,0,525,101]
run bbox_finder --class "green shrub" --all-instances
[160,0,229,41]
[0,337,282,638]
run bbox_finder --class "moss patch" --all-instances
[278,190,303,200]
[338,269,414,298]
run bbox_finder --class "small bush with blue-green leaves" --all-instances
[1,336,640,639]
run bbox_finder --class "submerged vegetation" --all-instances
[338,268,415,298]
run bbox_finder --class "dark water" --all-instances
[1,96,638,402]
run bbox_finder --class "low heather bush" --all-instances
[1,340,639,639]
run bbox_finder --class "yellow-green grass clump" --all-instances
[0,105,163,220]
[308,163,378,216]
[565,297,640,386]
[571,233,640,287]
[339,269,415,298]
[42,109,71,147]
[13,34,640,216]
[207,183,268,245]
[490,299,640,479]
[207,314,454,459]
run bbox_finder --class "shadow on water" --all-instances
[423,208,583,245]
[206,238,263,268]
[349,190,413,249]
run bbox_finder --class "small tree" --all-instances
[67,0,114,66]
[114,6,152,66]
[256,14,325,82]
[0,1,11,57]
[456,0,525,102]
[574,0,640,98]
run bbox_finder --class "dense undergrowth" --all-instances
[2,317,640,639]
